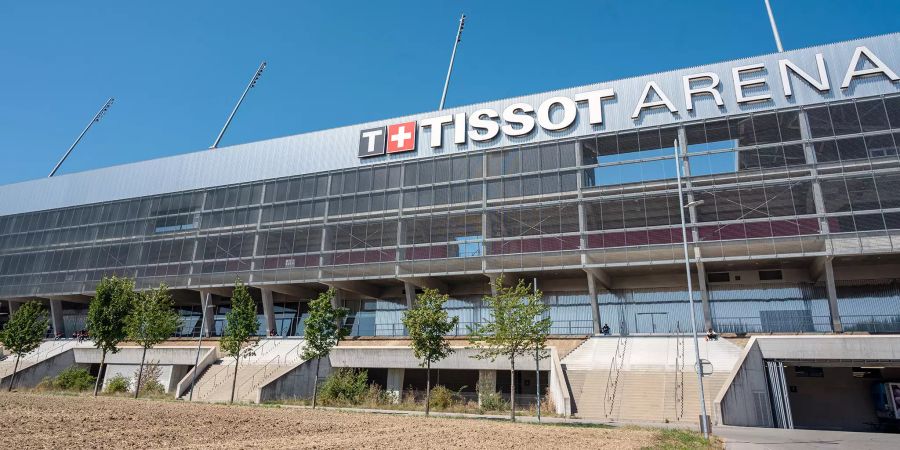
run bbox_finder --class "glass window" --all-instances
[806,106,833,138]
[404,162,418,186]
[857,98,890,132]
[580,138,598,165]
[468,154,483,179]
[451,156,468,181]
[729,116,756,146]
[357,168,373,192]
[778,111,802,142]
[836,137,867,161]
[486,180,502,199]
[829,103,861,135]
[387,165,402,188]
[521,145,540,172]
[814,140,839,163]
[301,177,316,199]
[753,113,780,145]
[372,167,388,190]
[559,142,577,168]
[503,149,521,175]
[434,158,450,183]
[865,134,898,158]
[418,160,434,185]
[329,174,343,196]
[503,177,522,198]
[540,143,559,170]
[885,96,900,129]
[486,152,502,177]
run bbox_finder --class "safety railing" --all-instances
[233,341,305,400]
[711,315,833,334]
[841,315,900,333]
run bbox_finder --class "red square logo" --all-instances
[386,121,417,153]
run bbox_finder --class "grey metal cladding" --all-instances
[0,32,898,216]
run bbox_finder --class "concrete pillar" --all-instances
[199,290,215,337]
[260,288,276,336]
[49,299,65,337]
[695,257,713,331]
[477,369,497,407]
[386,368,405,403]
[585,273,602,335]
[823,258,843,333]
[403,281,416,309]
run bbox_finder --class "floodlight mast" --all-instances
[48,97,115,177]
[438,14,466,111]
[210,61,267,149]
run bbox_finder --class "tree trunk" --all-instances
[230,354,240,404]
[134,347,147,399]
[510,356,516,422]
[425,360,431,416]
[312,357,321,409]
[94,350,106,396]
[7,355,20,392]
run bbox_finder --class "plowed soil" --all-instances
[0,392,663,449]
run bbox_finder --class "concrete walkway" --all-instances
[716,426,900,449]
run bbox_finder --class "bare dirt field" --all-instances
[0,392,708,449]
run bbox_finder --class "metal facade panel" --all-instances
[1,33,899,216]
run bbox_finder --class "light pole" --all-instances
[188,301,214,401]
[764,0,784,52]
[673,139,710,439]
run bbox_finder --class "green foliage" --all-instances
[428,385,464,409]
[88,276,136,356]
[0,301,49,357]
[220,279,260,360]
[476,377,507,412]
[467,277,552,363]
[104,374,130,394]
[402,288,459,368]
[53,367,96,391]
[301,288,348,361]
[319,368,368,405]
[125,284,179,350]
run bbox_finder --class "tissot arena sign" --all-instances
[359,45,899,158]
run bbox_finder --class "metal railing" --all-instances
[343,319,595,337]
[603,335,628,417]
[841,314,900,333]
[711,315,833,334]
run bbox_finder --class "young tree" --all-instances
[301,288,347,409]
[0,301,49,392]
[220,279,260,404]
[401,288,459,416]
[125,283,179,398]
[468,277,551,421]
[87,276,135,396]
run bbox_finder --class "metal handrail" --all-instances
[234,341,304,399]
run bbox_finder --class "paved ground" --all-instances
[717,425,900,449]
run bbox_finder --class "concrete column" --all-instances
[49,299,65,337]
[386,368,405,403]
[260,288,276,336]
[823,258,843,333]
[477,369,497,407]
[488,274,500,296]
[199,290,215,337]
[403,281,417,309]
[585,272,602,335]
[695,257,713,331]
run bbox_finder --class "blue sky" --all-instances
[0,0,897,185]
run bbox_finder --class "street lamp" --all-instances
[673,139,710,439]
[188,301,215,401]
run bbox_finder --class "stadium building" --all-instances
[2,33,900,431]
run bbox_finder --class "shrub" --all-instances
[319,369,368,405]
[54,367,96,391]
[429,385,462,410]
[362,383,390,406]
[105,375,130,394]
[479,391,508,412]
[133,362,166,397]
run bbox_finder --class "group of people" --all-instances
[72,330,89,342]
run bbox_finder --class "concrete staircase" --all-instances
[0,339,84,383]
[562,336,742,423]
[188,338,305,403]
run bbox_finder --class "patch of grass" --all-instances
[642,427,722,450]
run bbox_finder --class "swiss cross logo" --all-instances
[387,121,416,153]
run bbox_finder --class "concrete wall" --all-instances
[1,351,80,389]
[329,347,549,371]
[74,346,209,366]
[716,335,900,428]
[715,339,774,427]
[259,358,333,402]
[102,363,185,393]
